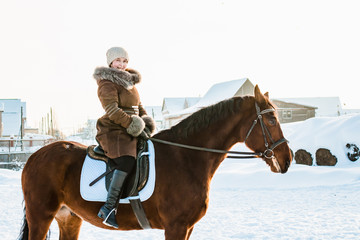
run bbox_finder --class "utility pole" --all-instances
[0,103,3,137]
[21,106,24,151]
[47,113,50,135]
[50,107,54,137]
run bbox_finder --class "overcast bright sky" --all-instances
[1,0,359,134]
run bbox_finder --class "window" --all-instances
[282,110,292,119]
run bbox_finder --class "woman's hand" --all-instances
[126,115,145,137]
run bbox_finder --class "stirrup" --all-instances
[99,208,119,229]
[103,208,118,228]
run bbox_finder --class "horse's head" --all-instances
[242,85,292,173]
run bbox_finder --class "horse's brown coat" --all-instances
[19,86,292,240]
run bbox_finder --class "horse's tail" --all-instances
[18,205,29,240]
[18,205,51,240]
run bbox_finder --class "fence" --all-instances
[0,139,55,170]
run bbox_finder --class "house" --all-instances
[161,98,201,129]
[274,97,343,117]
[161,98,201,115]
[271,99,317,123]
[0,99,26,137]
[162,78,254,128]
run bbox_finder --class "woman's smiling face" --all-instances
[110,57,128,70]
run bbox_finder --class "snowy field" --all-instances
[1,114,360,239]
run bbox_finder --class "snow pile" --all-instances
[211,114,360,190]
[281,114,360,166]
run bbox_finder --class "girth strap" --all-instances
[129,195,152,229]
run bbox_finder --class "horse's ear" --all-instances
[254,85,266,104]
[264,92,269,98]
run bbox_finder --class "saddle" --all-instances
[86,138,150,198]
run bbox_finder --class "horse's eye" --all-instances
[268,118,276,126]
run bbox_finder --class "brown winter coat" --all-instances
[93,67,147,159]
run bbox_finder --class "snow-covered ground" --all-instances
[1,115,360,239]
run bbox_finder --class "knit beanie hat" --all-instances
[106,47,129,66]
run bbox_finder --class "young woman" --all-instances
[93,47,155,228]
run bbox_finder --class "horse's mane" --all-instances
[168,96,250,139]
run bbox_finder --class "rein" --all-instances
[148,137,261,159]
[144,102,288,159]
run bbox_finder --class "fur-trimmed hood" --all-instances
[93,67,141,89]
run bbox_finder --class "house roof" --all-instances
[162,97,201,114]
[185,98,201,108]
[274,97,342,117]
[162,98,186,113]
[271,99,317,110]
[195,78,249,107]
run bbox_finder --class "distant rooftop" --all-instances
[162,97,201,115]
[195,78,250,107]
[164,78,254,118]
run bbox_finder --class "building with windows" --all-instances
[0,99,26,137]
[274,97,343,117]
[161,97,201,129]
[271,99,317,123]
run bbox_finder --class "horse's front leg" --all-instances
[164,225,193,240]
[186,226,194,240]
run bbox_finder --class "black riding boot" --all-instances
[97,169,128,228]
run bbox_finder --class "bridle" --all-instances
[146,102,288,159]
[243,102,289,159]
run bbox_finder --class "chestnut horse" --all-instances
[19,86,292,240]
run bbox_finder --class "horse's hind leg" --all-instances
[25,205,57,240]
[55,206,83,240]
[23,177,63,239]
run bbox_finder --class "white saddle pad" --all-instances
[80,140,155,204]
